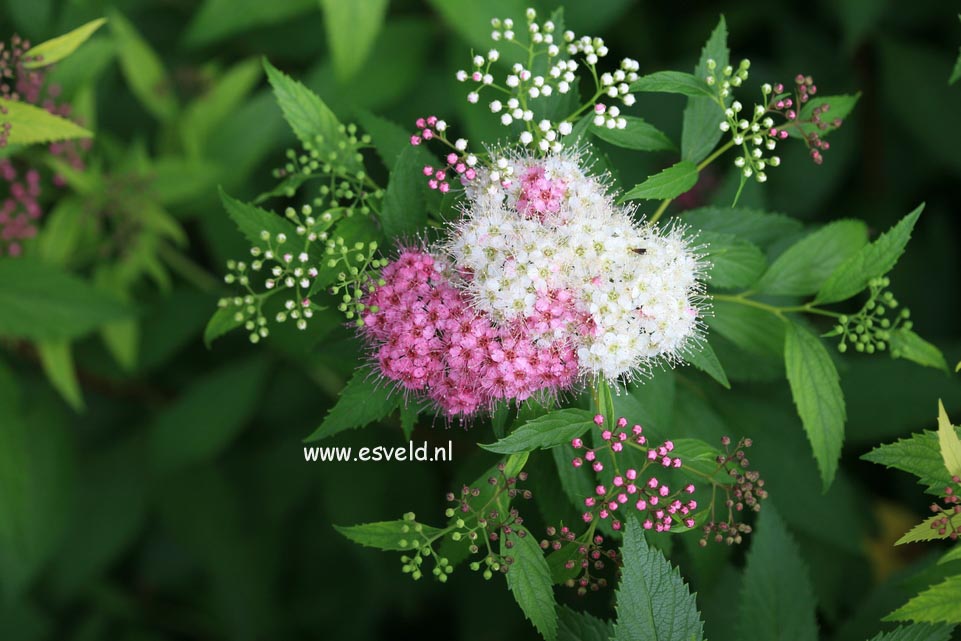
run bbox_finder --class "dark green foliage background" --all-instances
[1,0,960,639]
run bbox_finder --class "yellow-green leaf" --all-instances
[0,98,91,145]
[937,400,961,477]
[23,18,107,68]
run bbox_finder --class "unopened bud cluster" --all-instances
[698,436,768,546]
[827,277,911,355]
[540,527,617,595]
[929,475,961,541]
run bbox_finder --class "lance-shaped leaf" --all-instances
[23,18,107,68]
[480,409,596,454]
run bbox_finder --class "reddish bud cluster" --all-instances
[929,475,961,540]
[699,436,768,546]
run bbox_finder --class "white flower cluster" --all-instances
[446,151,707,380]
[455,8,640,154]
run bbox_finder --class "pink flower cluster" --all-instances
[360,248,580,416]
[516,166,566,220]
[0,160,40,256]
[572,415,696,532]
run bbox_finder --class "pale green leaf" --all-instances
[785,320,846,489]
[815,204,923,304]
[896,512,961,545]
[334,519,444,551]
[480,409,596,454]
[682,16,729,163]
[109,10,177,121]
[937,400,961,477]
[0,259,129,341]
[320,0,389,81]
[755,220,869,296]
[630,71,715,99]
[699,230,766,289]
[889,330,949,373]
[737,507,818,641]
[621,161,699,202]
[591,116,675,152]
[885,575,961,624]
[304,367,399,441]
[37,340,84,411]
[0,98,91,145]
[23,18,107,68]
[612,515,705,641]
[505,527,558,641]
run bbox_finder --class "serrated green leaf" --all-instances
[23,18,106,68]
[505,526,558,641]
[480,409,596,454]
[557,606,614,641]
[700,230,766,290]
[755,219,869,296]
[149,357,269,472]
[737,507,818,641]
[622,161,699,202]
[0,259,129,341]
[885,575,961,624]
[867,623,956,641]
[109,10,177,121]
[304,367,399,441]
[219,187,297,247]
[630,71,715,99]
[937,401,961,477]
[0,98,92,145]
[612,515,704,641]
[682,16,729,163]
[889,330,949,373]
[863,424,961,496]
[591,116,675,152]
[334,519,444,551]
[320,0,389,82]
[815,204,923,304]
[263,58,361,172]
[380,145,427,239]
[37,340,84,411]
[683,206,803,250]
[682,339,730,389]
[785,320,846,489]
[896,512,961,545]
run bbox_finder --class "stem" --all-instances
[648,140,737,225]
[713,293,843,321]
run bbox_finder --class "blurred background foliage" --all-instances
[0,0,960,639]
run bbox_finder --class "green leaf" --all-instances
[0,380,72,600]
[682,339,730,388]
[557,606,614,641]
[951,45,961,85]
[621,161,699,202]
[480,409,596,454]
[867,623,956,641]
[219,187,297,247]
[938,545,961,565]
[108,10,177,121]
[683,206,803,249]
[789,93,860,139]
[304,367,399,441]
[682,16,729,163]
[262,58,361,172]
[204,305,244,348]
[755,219,869,296]
[785,320,846,489]
[0,259,129,341]
[612,515,704,641]
[591,116,675,152]
[937,400,961,477]
[320,0,389,82]
[630,70,715,99]
[863,425,961,496]
[334,519,444,551]
[706,299,785,360]
[23,18,107,68]
[504,527,558,641]
[889,330,949,373]
[180,58,263,156]
[699,230,766,290]
[896,512,961,545]
[885,575,961,624]
[0,98,92,145]
[424,0,526,54]
[736,507,818,641]
[671,438,733,485]
[815,204,923,304]
[37,340,84,411]
[149,357,269,473]
[184,0,316,46]
[357,110,412,169]
[36,197,87,265]
[380,145,427,239]
[552,443,596,511]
